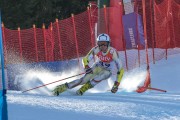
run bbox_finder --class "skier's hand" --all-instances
[85,65,93,74]
[111,81,120,93]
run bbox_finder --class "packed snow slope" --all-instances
[7,53,180,120]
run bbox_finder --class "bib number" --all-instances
[99,61,110,68]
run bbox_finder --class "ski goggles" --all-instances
[98,42,108,47]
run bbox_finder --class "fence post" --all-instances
[103,5,108,34]
[165,0,173,60]
[134,0,141,67]
[56,19,63,60]
[1,22,7,64]
[71,14,80,69]
[50,22,54,61]
[165,0,169,60]
[168,0,175,48]
[119,2,128,71]
[33,24,38,62]
[142,0,149,67]
[87,7,94,48]
[42,23,47,62]
[150,0,155,64]
[122,30,128,71]
[165,27,168,60]
[18,27,22,62]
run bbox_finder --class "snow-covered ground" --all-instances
[7,53,180,120]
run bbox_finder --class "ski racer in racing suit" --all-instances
[53,33,124,95]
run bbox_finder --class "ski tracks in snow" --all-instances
[7,91,180,120]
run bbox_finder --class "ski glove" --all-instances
[111,81,120,93]
[85,65,93,74]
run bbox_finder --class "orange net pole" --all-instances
[18,27,23,62]
[72,14,80,69]
[56,19,63,60]
[87,7,94,48]
[42,24,47,61]
[33,24,38,62]
[103,5,108,34]
[150,0,155,64]
[1,23,7,64]
[142,0,149,67]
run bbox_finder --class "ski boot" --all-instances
[76,81,93,95]
[53,83,68,96]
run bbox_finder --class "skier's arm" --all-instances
[113,50,124,82]
[111,49,124,93]
[82,47,96,74]
[82,47,95,68]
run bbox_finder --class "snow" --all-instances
[7,53,180,120]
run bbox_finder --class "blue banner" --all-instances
[122,12,145,49]
[0,10,8,120]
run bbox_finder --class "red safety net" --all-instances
[132,0,180,67]
[1,0,180,71]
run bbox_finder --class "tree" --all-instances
[0,0,96,29]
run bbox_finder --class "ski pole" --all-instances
[22,72,85,93]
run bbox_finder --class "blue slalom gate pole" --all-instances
[0,10,8,120]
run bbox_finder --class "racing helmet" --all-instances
[97,33,110,42]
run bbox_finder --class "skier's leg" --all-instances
[52,77,87,96]
[76,69,111,95]
[67,73,95,89]
[53,65,107,96]
[52,66,101,96]
[53,83,69,96]
[76,81,94,95]
[52,74,95,96]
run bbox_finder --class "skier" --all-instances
[53,33,124,96]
